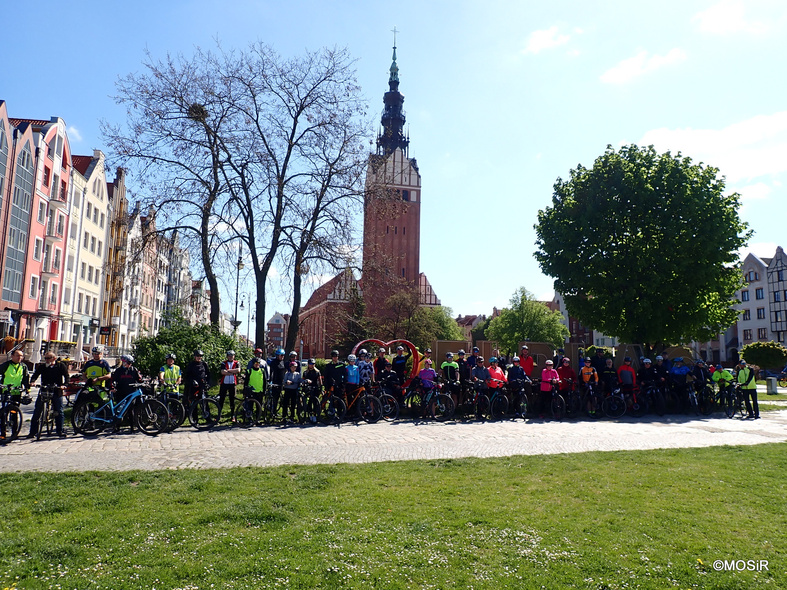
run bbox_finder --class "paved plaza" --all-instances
[2,405,786,473]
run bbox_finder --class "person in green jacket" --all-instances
[246,358,266,405]
[736,360,759,419]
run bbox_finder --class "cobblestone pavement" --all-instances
[2,408,786,473]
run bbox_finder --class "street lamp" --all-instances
[232,254,243,334]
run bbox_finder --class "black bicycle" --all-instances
[187,380,221,430]
[234,386,264,427]
[35,384,61,440]
[0,384,29,442]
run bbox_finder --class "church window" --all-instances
[401,268,405,277]
[402,190,409,201]
[394,226,397,234]
[386,226,389,234]
[403,226,406,235]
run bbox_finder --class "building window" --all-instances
[741,290,749,302]
[757,308,766,320]
[743,329,752,341]
[402,189,409,201]
[775,292,782,302]
[37,202,47,223]
[70,221,77,239]
[77,292,83,313]
[93,209,98,224]
[778,270,784,281]
[97,241,102,257]
[90,236,96,253]
[100,213,105,228]
[776,311,784,322]
[92,298,97,317]
[758,328,768,339]
[83,231,89,249]
[33,237,43,261]
[86,202,92,219]
[29,276,39,299]
[67,254,74,272]
[742,309,751,321]
[88,266,93,283]
[80,262,86,279]
[50,283,58,304]
[746,270,759,282]
[755,288,764,300]
[63,287,71,303]
[43,167,50,187]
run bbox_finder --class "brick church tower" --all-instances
[362,40,439,310]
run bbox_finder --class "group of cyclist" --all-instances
[0,340,769,442]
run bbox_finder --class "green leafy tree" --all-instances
[535,144,750,357]
[371,289,462,350]
[740,341,787,370]
[133,311,252,380]
[485,288,569,350]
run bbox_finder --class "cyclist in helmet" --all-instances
[467,347,481,370]
[219,350,242,420]
[184,350,210,406]
[159,353,182,388]
[358,349,374,386]
[391,345,411,383]
[518,345,535,378]
[418,348,433,371]
[82,345,111,387]
[487,356,508,391]
[456,349,472,381]
[323,349,345,394]
[373,347,388,380]
[345,354,361,401]
[269,348,288,417]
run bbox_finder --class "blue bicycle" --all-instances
[71,382,168,436]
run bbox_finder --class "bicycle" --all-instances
[560,378,582,418]
[343,382,383,423]
[401,378,426,419]
[234,386,264,427]
[579,380,603,419]
[319,386,347,425]
[295,381,322,425]
[486,379,509,421]
[0,384,29,442]
[187,380,221,430]
[34,384,61,440]
[697,383,716,416]
[638,381,665,417]
[505,378,529,419]
[372,382,400,421]
[601,387,626,419]
[421,380,455,421]
[157,382,186,431]
[72,382,168,436]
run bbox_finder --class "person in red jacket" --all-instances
[487,357,508,390]
[556,357,576,394]
[518,345,535,378]
[617,356,637,396]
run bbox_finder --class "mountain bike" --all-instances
[638,381,665,416]
[560,378,582,418]
[295,381,321,425]
[157,382,186,431]
[697,383,716,416]
[579,380,602,419]
[602,387,626,419]
[343,383,383,423]
[187,380,221,430]
[72,383,168,436]
[372,383,400,421]
[34,384,61,439]
[0,385,29,442]
[234,386,264,427]
[319,386,347,425]
[486,380,509,420]
[421,381,455,421]
[505,378,529,419]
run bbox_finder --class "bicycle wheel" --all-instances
[778,377,787,388]
[262,393,282,424]
[357,394,382,423]
[699,387,715,416]
[564,392,581,418]
[550,394,566,420]
[430,393,455,422]
[473,393,490,420]
[71,402,107,436]
[379,393,399,421]
[630,395,648,418]
[723,392,736,418]
[320,395,346,425]
[234,398,263,427]
[136,399,169,435]
[296,395,320,425]
[403,391,424,418]
[188,398,220,430]
[36,400,50,440]
[164,398,186,431]
[2,406,23,440]
[602,395,625,419]
[489,394,509,420]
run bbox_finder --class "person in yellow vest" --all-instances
[736,359,759,419]
[246,357,266,405]
[158,353,182,391]
[0,350,30,441]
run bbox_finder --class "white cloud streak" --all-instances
[600,48,686,84]
[522,26,571,55]
[693,0,768,35]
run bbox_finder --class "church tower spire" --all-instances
[377,27,409,157]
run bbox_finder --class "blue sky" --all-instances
[4,0,786,333]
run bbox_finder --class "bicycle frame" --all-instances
[87,387,145,426]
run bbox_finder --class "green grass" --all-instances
[2,444,786,589]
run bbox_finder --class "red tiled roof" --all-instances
[72,155,92,176]
[9,118,51,128]
[303,273,345,310]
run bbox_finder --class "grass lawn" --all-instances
[1,444,785,589]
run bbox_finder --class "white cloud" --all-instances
[740,242,779,260]
[736,182,771,202]
[693,0,768,35]
[67,126,83,142]
[600,48,686,84]
[639,111,787,183]
[522,26,571,55]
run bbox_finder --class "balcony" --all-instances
[111,316,121,327]
[49,193,68,209]
[45,221,64,243]
[41,259,61,276]
[38,299,57,313]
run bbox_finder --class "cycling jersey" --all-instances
[160,364,181,384]
[82,359,110,380]
[0,361,29,388]
[247,367,265,393]
[540,368,559,391]
[487,366,507,388]
[345,364,360,385]
[441,361,459,381]
[580,366,598,383]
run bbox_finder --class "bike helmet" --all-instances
[331,350,339,356]
[472,347,479,353]
[643,358,652,364]
[275,348,285,356]
[425,348,432,353]
[289,361,298,367]
[193,349,204,357]
[396,345,404,351]
[458,349,465,355]
[545,359,553,365]
[165,353,176,360]
[226,350,235,356]
[739,359,747,365]
[308,358,316,365]
[425,359,433,365]
[289,351,298,357]
[673,357,684,363]
[489,356,497,363]
[347,354,357,362]
[446,352,454,359]
[254,348,263,355]
[584,357,592,362]
[121,354,134,364]
[378,347,386,353]
[91,346,102,354]
[562,357,571,363]
[513,356,520,362]
[655,355,663,361]
[252,357,261,364]
[359,348,368,356]
[477,356,484,362]
[521,345,529,350]
[716,364,723,370]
